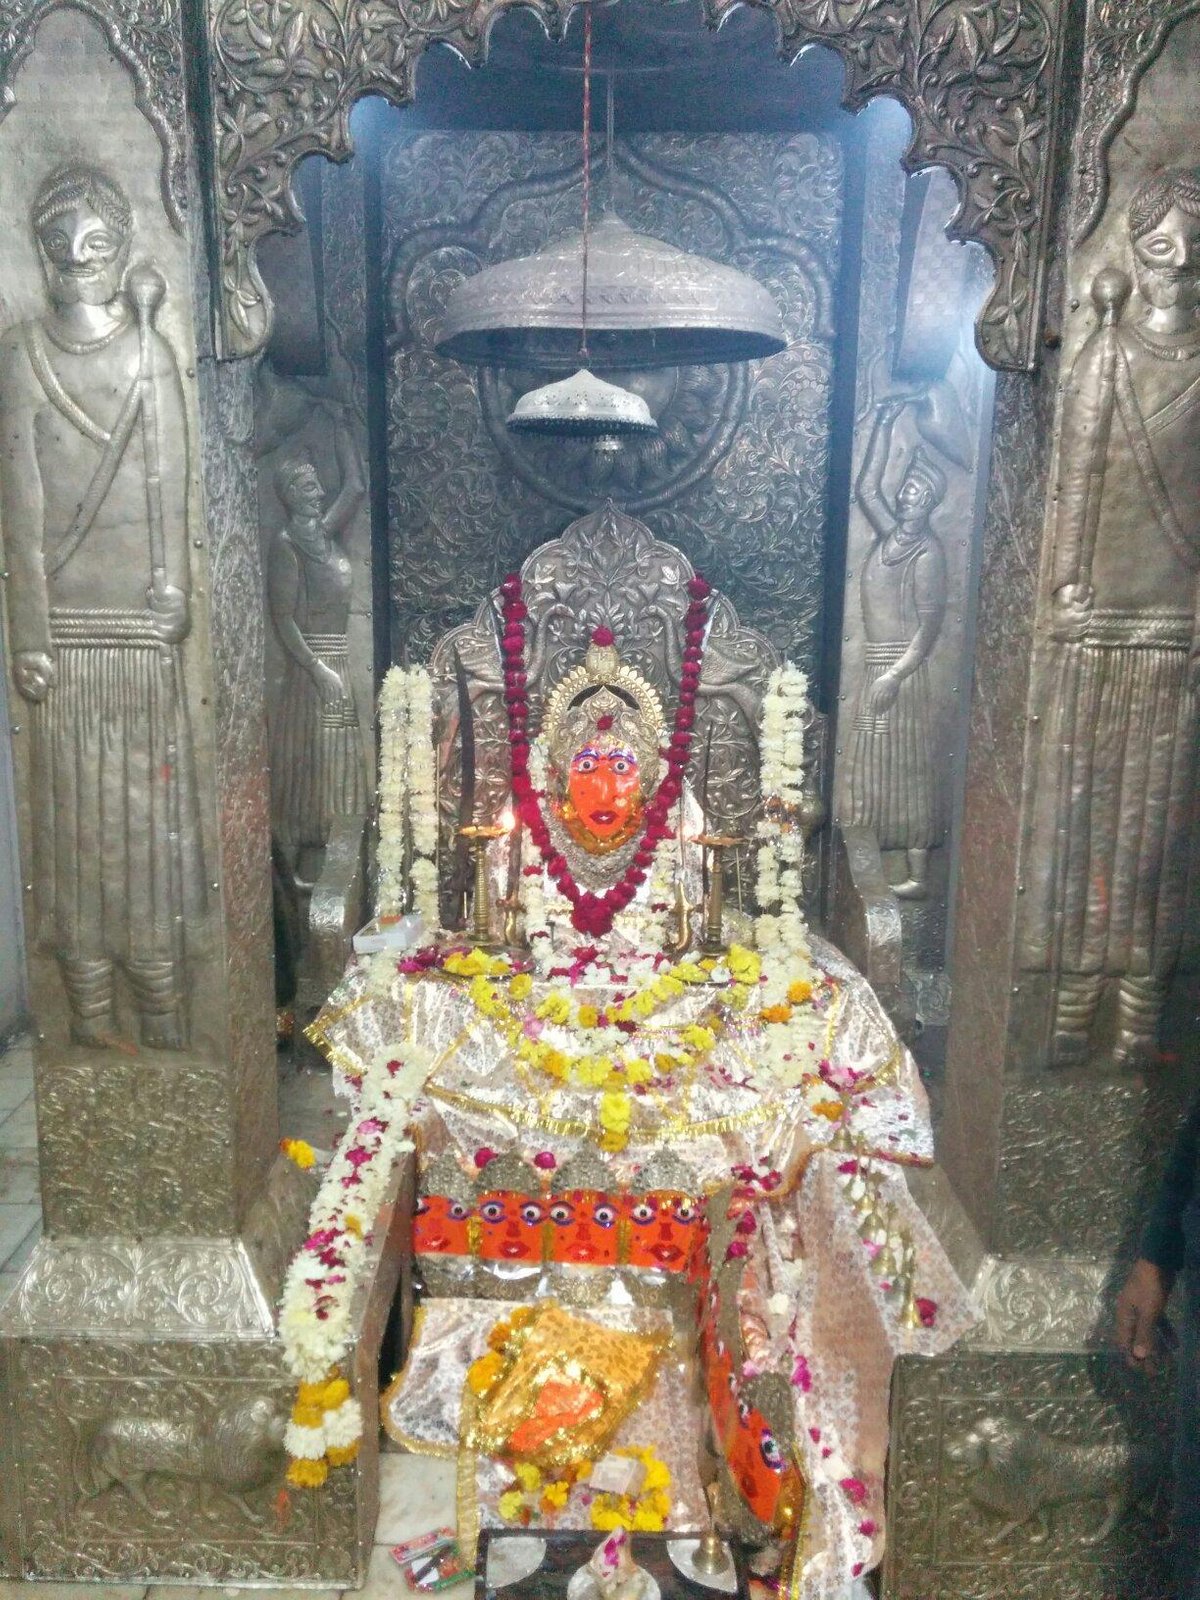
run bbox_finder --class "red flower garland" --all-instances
[499,572,711,936]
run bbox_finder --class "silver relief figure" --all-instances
[0,165,206,1050]
[844,398,949,900]
[266,420,366,888]
[1026,168,1200,1067]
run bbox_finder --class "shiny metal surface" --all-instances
[436,212,786,371]
[507,366,659,437]
[207,0,1066,370]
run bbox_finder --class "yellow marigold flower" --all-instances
[612,1001,634,1024]
[599,1129,628,1154]
[574,1459,592,1480]
[321,1376,350,1409]
[760,1003,793,1025]
[498,1490,526,1523]
[488,956,512,977]
[326,1441,360,1467]
[487,1319,513,1351]
[654,1052,678,1076]
[632,1504,665,1533]
[811,1098,844,1122]
[574,1057,610,1089]
[632,992,657,1018]
[542,1049,569,1080]
[343,1214,363,1239]
[541,1480,570,1510]
[510,972,533,1001]
[681,1023,716,1053]
[287,1457,329,1489]
[727,944,761,984]
[599,1090,632,1130]
[510,1305,536,1328]
[728,983,750,1011]
[625,1059,653,1085]
[296,1379,329,1407]
[280,1137,316,1170]
[576,1003,600,1029]
[467,1351,505,1395]
[445,948,490,976]
[672,962,705,984]
[653,974,685,1001]
[537,993,571,1024]
[291,1400,324,1430]
[787,979,814,1005]
[591,1504,623,1532]
[514,1462,542,1492]
[642,1457,671,1492]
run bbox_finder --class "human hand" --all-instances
[868,672,900,714]
[13,650,55,702]
[147,582,190,643]
[313,661,345,705]
[1114,1257,1172,1372]
[1050,582,1093,642]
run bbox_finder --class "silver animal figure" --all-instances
[74,1393,287,1523]
[946,1414,1135,1548]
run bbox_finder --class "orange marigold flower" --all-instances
[468,1351,505,1394]
[811,1099,844,1121]
[760,1004,793,1025]
[787,980,813,1005]
[286,1457,329,1489]
[280,1137,316,1169]
[326,1441,360,1467]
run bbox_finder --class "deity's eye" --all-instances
[480,1199,505,1223]
[737,1397,751,1424]
[573,755,598,774]
[415,1196,430,1216]
[631,1200,655,1226]
[448,1200,470,1221]
[610,755,634,775]
[40,230,69,259]
[593,1202,617,1228]
[672,1198,696,1224]
[520,1201,544,1226]
[759,1430,784,1472]
[549,1201,574,1225]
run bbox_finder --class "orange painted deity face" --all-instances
[413,1193,472,1256]
[565,743,642,848]
[547,1189,621,1266]
[729,1396,788,1524]
[477,1190,548,1263]
[624,1191,700,1272]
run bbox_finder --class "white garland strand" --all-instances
[375,665,438,928]
[754,664,816,1023]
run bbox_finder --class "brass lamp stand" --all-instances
[696,835,742,953]
[458,823,506,949]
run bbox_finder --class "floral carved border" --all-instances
[0,0,187,229]
[208,0,1065,371]
[1070,0,1200,243]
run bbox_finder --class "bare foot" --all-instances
[140,1010,185,1051]
[70,1013,116,1048]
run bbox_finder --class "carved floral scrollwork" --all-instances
[0,0,187,229]
[207,0,1063,369]
[1070,0,1200,243]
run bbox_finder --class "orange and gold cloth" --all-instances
[467,1303,667,1475]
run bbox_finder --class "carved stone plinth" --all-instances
[884,1164,1175,1600]
[0,1159,412,1583]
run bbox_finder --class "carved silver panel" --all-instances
[205,0,1065,370]
[964,1256,1109,1351]
[385,129,838,678]
[0,0,187,229]
[1,1239,275,1339]
[885,1352,1173,1600]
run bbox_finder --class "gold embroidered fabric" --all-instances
[468,1304,667,1474]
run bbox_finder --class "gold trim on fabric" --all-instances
[426,1082,788,1147]
[457,1384,481,1566]
[379,1305,459,1457]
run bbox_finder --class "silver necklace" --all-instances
[1128,320,1200,362]
[42,309,131,356]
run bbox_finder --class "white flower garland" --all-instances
[754,663,817,1036]
[278,1039,433,1481]
[375,665,438,928]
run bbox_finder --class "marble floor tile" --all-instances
[0,1203,39,1269]
[0,1154,39,1204]
[0,1585,149,1600]
[0,1271,18,1309]
[375,1452,458,1545]
[0,1098,38,1150]
[0,1067,32,1118]
[5,1212,41,1273]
